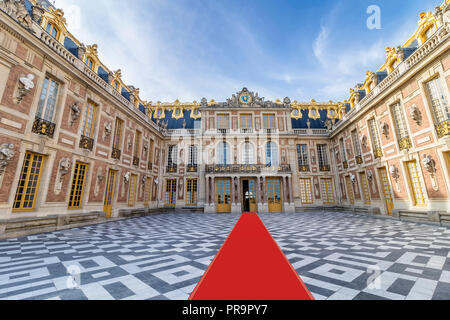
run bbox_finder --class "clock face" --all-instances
[239,93,252,105]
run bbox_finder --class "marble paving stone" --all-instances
[0,212,448,300]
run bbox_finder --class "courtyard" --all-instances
[0,212,450,300]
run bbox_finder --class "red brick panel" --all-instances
[1,66,38,115]
[0,136,21,203]
[418,150,449,199]
[404,94,432,135]
[46,151,72,203]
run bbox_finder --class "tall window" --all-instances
[134,130,142,159]
[340,138,347,162]
[391,102,411,149]
[68,162,88,209]
[240,114,253,132]
[265,141,279,167]
[296,144,309,168]
[165,179,177,205]
[81,102,97,138]
[218,141,230,165]
[188,145,198,166]
[217,114,230,130]
[351,130,362,157]
[186,179,198,205]
[263,114,276,129]
[299,178,313,204]
[425,77,450,136]
[168,145,178,166]
[320,178,335,204]
[317,144,329,167]
[13,152,45,212]
[148,139,154,165]
[46,22,59,39]
[242,141,255,164]
[113,118,123,150]
[37,76,59,122]
[406,161,426,206]
[368,118,383,158]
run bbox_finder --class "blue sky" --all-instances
[56,0,440,103]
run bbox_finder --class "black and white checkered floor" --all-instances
[1,212,450,300]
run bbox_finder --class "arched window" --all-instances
[46,22,59,39]
[242,141,254,164]
[217,141,230,165]
[265,141,279,167]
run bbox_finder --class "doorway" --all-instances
[216,178,231,213]
[242,178,257,213]
[103,169,117,218]
[267,178,282,213]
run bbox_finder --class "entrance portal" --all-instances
[242,178,257,213]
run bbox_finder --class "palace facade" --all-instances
[0,0,449,237]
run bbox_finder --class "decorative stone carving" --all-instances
[143,142,148,153]
[69,102,81,126]
[142,176,147,185]
[324,120,333,131]
[0,0,18,17]
[389,164,401,192]
[182,119,186,129]
[389,165,399,181]
[349,173,356,184]
[0,0,32,28]
[77,43,86,61]
[124,172,130,183]
[0,144,14,175]
[54,157,71,193]
[31,2,45,23]
[16,74,35,104]
[361,135,368,149]
[409,105,422,126]
[104,122,112,140]
[379,121,389,138]
[422,154,439,191]
[15,0,32,28]
[59,158,71,179]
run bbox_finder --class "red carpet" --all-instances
[189,212,314,300]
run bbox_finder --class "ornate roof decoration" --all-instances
[346,1,447,108]
[202,88,292,109]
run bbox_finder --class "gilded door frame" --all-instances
[378,167,394,215]
[266,177,282,213]
[345,175,355,205]
[241,178,258,213]
[103,169,117,218]
[216,178,231,213]
[12,152,46,213]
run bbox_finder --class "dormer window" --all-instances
[46,22,59,39]
[113,81,120,91]
[85,57,94,70]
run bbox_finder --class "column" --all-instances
[262,176,267,204]
[289,176,294,204]
[283,176,288,204]
[236,177,241,204]
[205,176,210,205]
[231,177,235,205]
[210,177,215,206]
[257,176,261,203]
